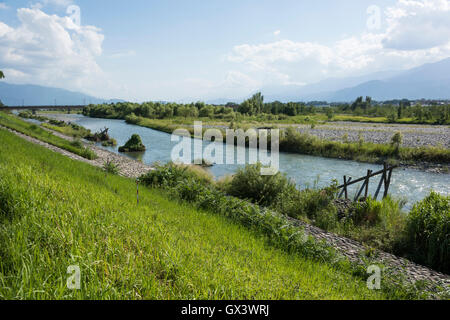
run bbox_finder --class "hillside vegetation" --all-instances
[0,111,96,160]
[0,128,392,300]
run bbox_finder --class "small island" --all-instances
[118,134,146,152]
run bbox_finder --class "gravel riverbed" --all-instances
[292,121,450,148]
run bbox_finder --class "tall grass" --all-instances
[0,128,390,300]
[404,192,450,273]
[41,122,91,139]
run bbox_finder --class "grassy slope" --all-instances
[0,111,96,160]
[0,128,386,300]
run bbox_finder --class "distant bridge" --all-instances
[0,105,86,111]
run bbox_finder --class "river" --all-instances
[38,113,449,210]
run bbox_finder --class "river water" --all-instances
[40,113,449,210]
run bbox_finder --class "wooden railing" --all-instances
[337,163,397,201]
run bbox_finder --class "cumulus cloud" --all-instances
[0,3,8,10]
[227,0,450,89]
[383,0,450,50]
[0,7,113,96]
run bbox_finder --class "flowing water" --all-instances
[39,113,450,210]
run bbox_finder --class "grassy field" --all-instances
[0,111,96,160]
[0,128,392,300]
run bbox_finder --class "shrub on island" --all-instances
[118,134,146,152]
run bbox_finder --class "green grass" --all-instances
[41,122,91,139]
[0,111,96,160]
[332,114,448,125]
[0,128,392,300]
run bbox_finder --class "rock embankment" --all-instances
[286,214,450,295]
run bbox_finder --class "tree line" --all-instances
[74,92,449,125]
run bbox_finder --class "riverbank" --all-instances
[3,122,449,297]
[0,111,97,160]
[0,127,392,300]
[0,124,152,179]
[143,163,450,297]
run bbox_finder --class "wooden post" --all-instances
[383,168,393,199]
[364,170,372,199]
[338,176,352,199]
[344,176,348,200]
[354,181,366,201]
[374,171,385,200]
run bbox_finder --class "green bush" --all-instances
[70,139,84,148]
[140,162,212,187]
[103,160,119,175]
[227,163,297,207]
[118,134,146,152]
[405,192,449,273]
[272,185,338,230]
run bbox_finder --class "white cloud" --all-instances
[109,50,137,59]
[226,0,450,89]
[0,3,8,10]
[383,0,450,50]
[273,30,281,36]
[42,0,74,8]
[0,7,118,97]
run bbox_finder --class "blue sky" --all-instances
[1,0,450,101]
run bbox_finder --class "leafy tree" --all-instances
[397,105,403,119]
[325,107,334,120]
[239,92,264,115]
[0,70,4,79]
[390,132,403,150]
[199,106,214,118]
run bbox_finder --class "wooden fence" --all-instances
[337,163,397,201]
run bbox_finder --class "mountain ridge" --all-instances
[0,82,123,106]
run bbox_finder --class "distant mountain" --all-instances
[326,58,450,101]
[0,82,123,106]
[262,70,402,102]
[259,57,450,102]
